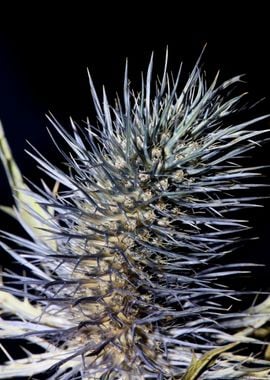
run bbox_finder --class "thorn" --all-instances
[0,343,14,362]
[20,345,33,358]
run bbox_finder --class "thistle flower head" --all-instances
[0,51,270,379]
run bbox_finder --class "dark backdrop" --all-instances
[0,3,269,377]
[0,3,269,300]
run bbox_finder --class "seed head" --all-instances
[0,51,270,379]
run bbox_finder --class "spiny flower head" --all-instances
[0,51,270,379]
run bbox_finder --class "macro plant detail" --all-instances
[0,51,270,379]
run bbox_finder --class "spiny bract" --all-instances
[0,52,270,379]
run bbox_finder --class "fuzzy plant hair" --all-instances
[0,50,270,379]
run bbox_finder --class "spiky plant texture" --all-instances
[0,52,270,379]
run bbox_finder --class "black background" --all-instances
[0,2,270,376]
[0,3,269,303]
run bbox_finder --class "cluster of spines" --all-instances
[0,52,269,379]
